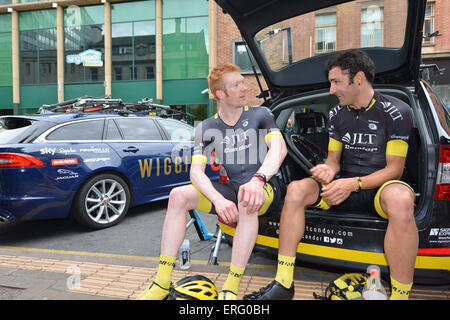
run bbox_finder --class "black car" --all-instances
[215,0,449,283]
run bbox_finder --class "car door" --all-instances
[105,117,180,204]
[155,118,220,182]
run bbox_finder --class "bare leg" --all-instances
[279,178,320,257]
[160,185,199,257]
[381,184,418,284]
[137,184,199,300]
[230,203,259,268]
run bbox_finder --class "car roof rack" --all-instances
[38,96,194,123]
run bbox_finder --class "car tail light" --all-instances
[434,145,450,201]
[0,153,45,168]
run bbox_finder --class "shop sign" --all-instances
[66,49,103,67]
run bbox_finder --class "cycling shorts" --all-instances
[192,177,281,216]
[312,172,415,219]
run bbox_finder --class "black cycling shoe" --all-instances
[243,280,294,300]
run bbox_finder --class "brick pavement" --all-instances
[0,247,448,300]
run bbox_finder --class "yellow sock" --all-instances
[154,254,176,288]
[275,254,296,289]
[390,277,413,300]
[137,255,176,300]
[220,263,245,299]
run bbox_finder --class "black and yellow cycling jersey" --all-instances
[191,105,282,216]
[327,91,413,174]
[314,92,415,218]
[192,105,282,185]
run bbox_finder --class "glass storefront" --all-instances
[0,0,211,113]
[162,0,209,80]
[19,10,57,85]
[111,0,155,81]
[0,14,11,86]
[64,5,105,83]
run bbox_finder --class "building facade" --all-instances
[0,0,448,119]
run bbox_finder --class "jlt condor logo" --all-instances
[342,132,376,145]
[381,101,403,121]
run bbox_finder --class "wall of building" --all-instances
[0,0,211,117]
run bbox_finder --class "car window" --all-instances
[254,0,407,71]
[0,117,32,144]
[157,118,194,141]
[115,118,163,140]
[105,119,123,140]
[46,120,104,141]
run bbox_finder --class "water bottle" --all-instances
[362,265,387,300]
[178,239,191,270]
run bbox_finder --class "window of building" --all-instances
[423,3,435,45]
[19,10,57,85]
[0,14,12,86]
[64,5,105,84]
[315,13,336,54]
[233,40,260,74]
[112,20,156,81]
[361,5,384,48]
[162,0,208,80]
[111,1,156,81]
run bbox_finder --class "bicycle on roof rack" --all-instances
[38,95,195,123]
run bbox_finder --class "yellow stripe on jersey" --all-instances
[365,98,377,111]
[386,139,409,157]
[264,130,282,144]
[328,137,343,151]
[192,154,207,164]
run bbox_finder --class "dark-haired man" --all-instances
[245,49,418,300]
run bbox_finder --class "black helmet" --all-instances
[167,275,218,300]
[314,273,368,300]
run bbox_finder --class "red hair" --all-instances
[207,63,241,99]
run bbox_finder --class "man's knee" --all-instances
[380,184,415,222]
[285,178,318,206]
[168,185,197,211]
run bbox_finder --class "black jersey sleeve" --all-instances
[382,96,413,157]
[254,106,283,143]
[327,105,344,150]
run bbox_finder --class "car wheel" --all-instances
[72,173,131,229]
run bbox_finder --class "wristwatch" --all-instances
[253,173,267,184]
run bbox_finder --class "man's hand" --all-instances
[310,164,336,184]
[213,196,239,225]
[321,178,359,205]
[237,177,265,214]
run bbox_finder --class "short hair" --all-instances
[207,63,241,99]
[325,49,375,84]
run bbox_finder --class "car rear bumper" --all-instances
[0,195,72,221]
